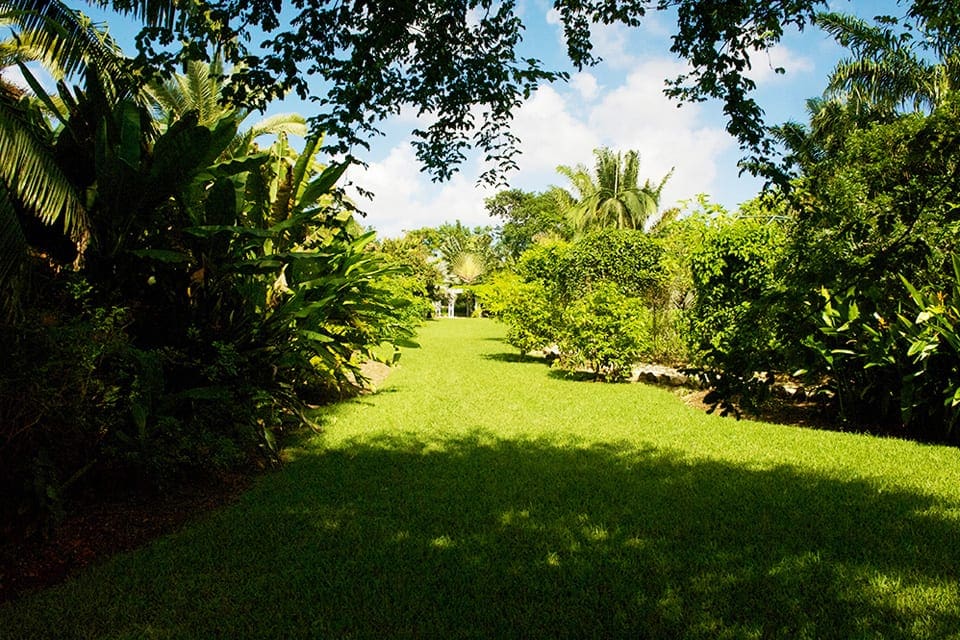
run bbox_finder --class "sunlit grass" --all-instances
[3,318,960,638]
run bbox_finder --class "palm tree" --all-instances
[816,11,960,116]
[0,1,122,290]
[772,95,884,175]
[0,0,188,292]
[555,148,672,233]
[770,11,959,180]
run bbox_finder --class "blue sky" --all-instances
[14,0,905,236]
[335,0,905,236]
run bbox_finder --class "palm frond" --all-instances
[242,112,307,144]
[0,31,67,78]
[814,12,902,60]
[1,0,127,90]
[450,250,485,284]
[557,147,670,232]
[818,10,951,115]
[91,0,179,31]
[0,89,85,234]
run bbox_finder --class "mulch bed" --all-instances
[1,365,402,605]
[0,472,253,604]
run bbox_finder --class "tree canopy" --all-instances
[10,0,953,185]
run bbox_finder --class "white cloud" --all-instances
[512,85,599,173]
[545,7,561,26]
[582,61,732,210]
[346,144,496,238]
[749,43,815,84]
[588,22,639,69]
[569,72,601,101]
[350,55,739,238]
[545,9,639,69]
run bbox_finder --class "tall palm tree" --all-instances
[772,95,886,175]
[817,11,960,116]
[556,148,672,233]
[771,12,959,180]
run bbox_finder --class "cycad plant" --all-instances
[147,52,308,158]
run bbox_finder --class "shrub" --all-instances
[558,283,651,381]
[802,286,904,427]
[899,258,960,438]
[558,229,665,303]
[0,275,144,538]
[475,272,556,355]
[516,240,572,290]
[686,213,788,414]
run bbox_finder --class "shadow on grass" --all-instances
[547,368,603,382]
[482,352,548,364]
[9,433,960,639]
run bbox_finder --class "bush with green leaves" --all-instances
[686,211,788,415]
[496,231,666,368]
[557,283,651,381]
[377,274,434,326]
[806,254,960,441]
[0,277,131,539]
[1,70,419,537]
[778,97,960,435]
[475,272,556,355]
[505,286,554,355]
[801,286,904,428]
[650,198,719,364]
[557,229,665,303]
[515,239,572,290]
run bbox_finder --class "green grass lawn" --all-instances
[4,318,960,639]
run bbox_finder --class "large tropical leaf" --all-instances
[148,52,229,127]
[228,112,307,158]
[450,250,485,284]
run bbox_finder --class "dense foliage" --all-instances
[5,0,960,548]
[482,228,673,378]
[783,95,960,437]
[681,22,960,439]
[484,189,572,261]
[0,33,419,538]
[12,0,956,186]
[685,204,788,415]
